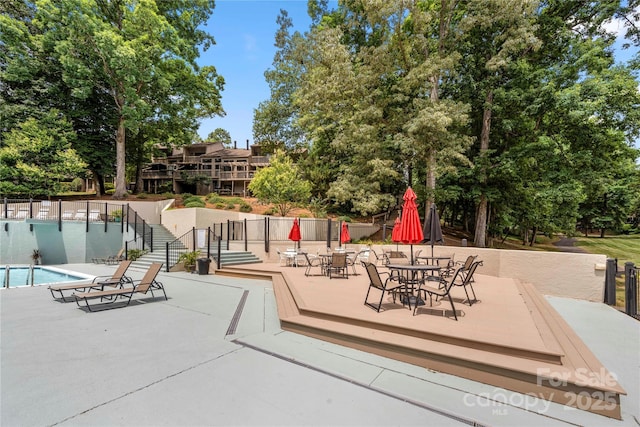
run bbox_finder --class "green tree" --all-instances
[253,10,307,153]
[35,0,224,199]
[248,150,311,216]
[0,110,87,197]
[206,128,232,146]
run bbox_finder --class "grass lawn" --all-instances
[574,234,640,265]
[572,235,640,308]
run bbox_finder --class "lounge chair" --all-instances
[92,248,125,265]
[35,209,49,219]
[49,260,133,301]
[88,209,101,221]
[74,210,87,220]
[1,208,15,219]
[62,210,74,220]
[363,262,407,312]
[72,263,166,312]
[15,208,29,219]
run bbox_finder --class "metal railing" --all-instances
[605,259,639,319]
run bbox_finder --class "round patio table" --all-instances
[386,264,442,308]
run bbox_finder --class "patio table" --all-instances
[387,263,442,308]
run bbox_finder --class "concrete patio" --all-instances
[1,261,638,426]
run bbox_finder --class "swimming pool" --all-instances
[0,266,95,288]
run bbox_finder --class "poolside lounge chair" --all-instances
[96,248,126,265]
[88,209,101,221]
[49,260,133,301]
[72,263,166,312]
[1,208,15,219]
[62,210,74,220]
[15,208,29,219]
[74,210,87,220]
[35,208,49,219]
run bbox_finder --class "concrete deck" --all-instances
[1,262,638,426]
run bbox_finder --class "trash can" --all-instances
[197,258,211,275]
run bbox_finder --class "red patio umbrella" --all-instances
[396,187,424,264]
[288,218,301,248]
[391,216,402,250]
[340,221,351,248]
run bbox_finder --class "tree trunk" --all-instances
[530,226,538,246]
[113,117,127,199]
[474,90,493,248]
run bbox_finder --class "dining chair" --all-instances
[414,267,464,320]
[363,262,406,312]
[328,252,348,279]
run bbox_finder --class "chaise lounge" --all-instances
[49,260,133,301]
[72,263,166,312]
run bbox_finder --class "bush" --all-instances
[225,202,236,210]
[263,207,277,216]
[104,183,115,191]
[215,202,225,209]
[183,195,202,205]
[207,194,223,204]
[229,197,244,204]
[127,249,147,261]
[185,199,206,208]
[161,192,175,199]
[239,203,252,213]
[338,216,352,222]
[106,189,115,195]
[136,193,148,199]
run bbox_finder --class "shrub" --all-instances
[183,195,202,205]
[185,199,206,208]
[263,207,277,216]
[229,197,244,204]
[104,183,115,191]
[338,216,352,222]
[161,192,175,199]
[127,249,147,261]
[215,202,225,209]
[207,194,223,204]
[225,202,236,210]
[239,203,252,213]
[136,193,148,199]
[106,189,115,195]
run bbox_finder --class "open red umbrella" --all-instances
[396,187,424,264]
[288,218,301,248]
[340,221,351,248]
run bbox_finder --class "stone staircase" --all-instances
[129,224,262,271]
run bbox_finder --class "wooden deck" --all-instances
[217,262,626,419]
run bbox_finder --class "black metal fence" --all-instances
[165,227,229,272]
[604,258,639,319]
[2,198,152,256]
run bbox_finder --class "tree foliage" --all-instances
[31,0,224,199]
[253,0,639,241]
[248,150,311,216]
[207,128,232,146]
[0,110,87,197]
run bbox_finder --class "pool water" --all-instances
[0,266,94,288]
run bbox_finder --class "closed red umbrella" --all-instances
[397,187,424,264]
[340,222,351,247]
[288,218,301,247]
[391,216,402,250]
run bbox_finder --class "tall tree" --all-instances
[35,0,224,199]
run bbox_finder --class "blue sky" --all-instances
[196,1,639,146]
[196,1,315,146]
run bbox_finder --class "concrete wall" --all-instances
[0,220,133,264]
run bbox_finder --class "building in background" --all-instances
[141,141,270,196]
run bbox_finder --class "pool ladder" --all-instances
[3,265,35,288]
